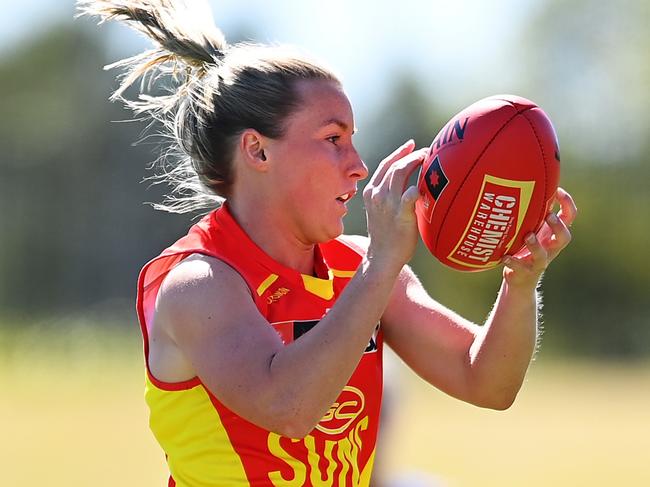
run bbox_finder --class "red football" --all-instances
[415,94,560,272]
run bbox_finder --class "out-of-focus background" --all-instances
[1,1,649,486]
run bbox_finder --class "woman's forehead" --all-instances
[291,79,355,129]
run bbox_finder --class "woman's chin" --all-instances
[315,220,345,243]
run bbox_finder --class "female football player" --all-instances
[79,1,576,485]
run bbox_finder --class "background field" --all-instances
[3,325,649,487]
[380,352,650,486]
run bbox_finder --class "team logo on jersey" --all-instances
[316,386,366,435]
[267,414,370,486]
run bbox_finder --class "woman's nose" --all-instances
[348,147,368,180]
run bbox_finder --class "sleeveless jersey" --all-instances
[136,204,383,486]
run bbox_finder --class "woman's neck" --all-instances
[226,198,316,275]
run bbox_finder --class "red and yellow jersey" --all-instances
[136,204,383,486]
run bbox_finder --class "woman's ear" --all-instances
[240,129,268,171]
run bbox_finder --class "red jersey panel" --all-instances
[136,204,383,486]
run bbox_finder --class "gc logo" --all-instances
[315,386,365,435]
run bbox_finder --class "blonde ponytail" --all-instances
[77,1,225,100]
[78,0,339,213]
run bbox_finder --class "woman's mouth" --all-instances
[336,191,355,203]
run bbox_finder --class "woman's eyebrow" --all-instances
[321,118,357,134]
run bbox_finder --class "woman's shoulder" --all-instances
[335,234,369,253]
[319,234,368,271]
[157,253,251,318]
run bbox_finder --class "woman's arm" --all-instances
[382,188,577,409]
[153,141,426,438]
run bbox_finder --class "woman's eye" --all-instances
[327,135,340,145]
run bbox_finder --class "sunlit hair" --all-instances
[77,0,339,213]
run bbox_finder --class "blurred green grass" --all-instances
[381,351,650,486]
[2,324,649,486]
[1,321,168,486]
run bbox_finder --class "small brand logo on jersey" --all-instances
[316,386,365,435]
[267,287,290,304]
[448,175,535,269]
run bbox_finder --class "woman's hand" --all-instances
[362,140,427,272]
[502,187,577,289]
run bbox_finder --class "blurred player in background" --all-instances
[78,1,576,485]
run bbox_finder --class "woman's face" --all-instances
[264,79,368,244]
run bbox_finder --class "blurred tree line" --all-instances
[1,2,648,358]
[0,24,191,316]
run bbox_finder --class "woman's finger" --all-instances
[524,233,548,272]
[555,187,577,227]
[367,139,416,188]
[387,148,427,197]
[543,213,572,260]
